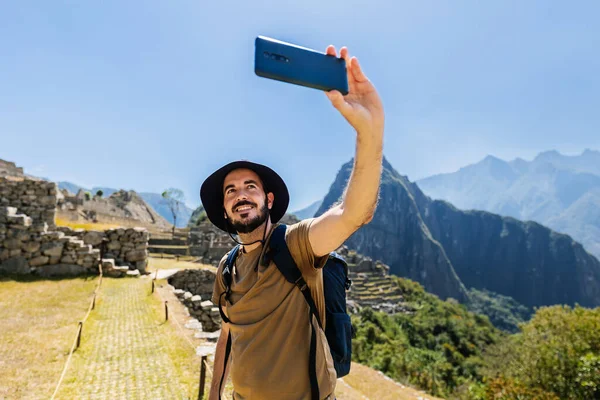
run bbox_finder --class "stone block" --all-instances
[0,256,30,274]
[83,231,104,246]
[41,242,64,257]
[3,238,21,250]
[107,241,121,251]
[60,255,76,264]
[0,207,17,217]
[200,300,213,310]
[125,249,147,262]
[37,263,87,277]
[21,241,40,253]
[49,255,61,265]
[191,295,202,303]
[131,260,145,274]
[29,256,50,267]
[16,231,30,241]
[7,214,32,227]
[76,244,92,254]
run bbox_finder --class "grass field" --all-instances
[0,275,98,399]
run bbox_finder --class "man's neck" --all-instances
[237,219,273,253]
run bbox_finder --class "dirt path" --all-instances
[56,277,193,399]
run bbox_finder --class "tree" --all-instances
[84,191,91,201]
[162,188,185,235]
[96,189,104,198]
[481,304,600,399]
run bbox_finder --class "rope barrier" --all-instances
[50,263,104,400]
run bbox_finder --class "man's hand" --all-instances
[324,46,384,136]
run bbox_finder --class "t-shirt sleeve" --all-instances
[285,218,329,278]
[211,253,229,306]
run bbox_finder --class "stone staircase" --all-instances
[101,258,141,278]
[38,230,101,269]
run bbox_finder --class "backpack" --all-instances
[217,224,353,400]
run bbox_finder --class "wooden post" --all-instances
[76,322,83,349]
[151,280,155,293]
[198,356,207,400]
[165,301,168,321]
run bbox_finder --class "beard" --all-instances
[228,200,269,234]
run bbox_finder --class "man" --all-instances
[200,45,384,400]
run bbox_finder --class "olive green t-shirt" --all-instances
[211,218,337,400]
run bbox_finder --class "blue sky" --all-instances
[1,1,599,211]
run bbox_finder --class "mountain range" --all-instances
[416,149,600,259]
[57,182,194,228]
[315,156,600,309]
[291,200,322,220]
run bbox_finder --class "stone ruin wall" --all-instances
[0,176,149,277]
[0,176,57,229]
[56,226,149,274]
[0,160,24,178]
[188,221,235,266]
[168,269,222,332]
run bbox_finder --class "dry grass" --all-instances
[0,276,99,400]
[55,212,170,234]
[341,362,445,400]
[55,217,122,231]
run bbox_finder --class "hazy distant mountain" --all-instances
[416,149,600,259]
[57,181,193,228]
[139,192,193,228]
[315,156,600,309]
[291,200,322,220]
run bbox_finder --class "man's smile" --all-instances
[235,205,254,213]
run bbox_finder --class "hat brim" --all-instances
[200,161,289,233]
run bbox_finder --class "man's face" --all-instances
[222,168,274,234]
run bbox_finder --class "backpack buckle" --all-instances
[294,276,308,292]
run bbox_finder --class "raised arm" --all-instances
[309,45,384,257]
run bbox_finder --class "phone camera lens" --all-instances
[263,51,270,58]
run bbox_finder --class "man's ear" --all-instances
[267,192,275,210]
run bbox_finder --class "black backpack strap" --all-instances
[217,246,239,399]
[269,225,323,329]
[218,330,232,400]
[267,224,321,400]
[218,245,240,324]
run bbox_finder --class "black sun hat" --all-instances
[199,160,290,233]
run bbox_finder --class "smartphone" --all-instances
[254,36,349,95]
